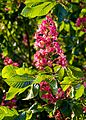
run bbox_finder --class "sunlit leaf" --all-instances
[21,2,56,18]
[2,65,16,79]
[75,85,84,99]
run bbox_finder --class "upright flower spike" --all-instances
[33,16,67,70]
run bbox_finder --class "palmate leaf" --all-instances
[2,65,35,88]
[0,106,18,120]
[5,74,35,88]
[21,1,56,18]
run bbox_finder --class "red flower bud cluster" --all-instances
[3,56,19,67]
[33,16,67,70]
[40,81,66,104]
[40,81,56,104]
[76,17,86,32]
[56,88,65,100]
[55,110,62,120]
[1,94,17,109]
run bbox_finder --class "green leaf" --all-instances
[0,106,18,120]
[16,68,30,75]
[23,84,39,100]
[26,110,32,120]
[60,101,72,117]
[58,67,64,80]
[33,84,39,97]
[15,112,26,120]
[33,73,52,84]
[75,85,84,99]
[25,0,49,4]
[5,74,34,88]
[2,48,8,57]
[70,21,77,31]
[69,66,84,78]
[21,2,56,18]
[81,8,86,14]
[78,31,85,37]
[59,21,64,32]
[64,23,70,32]
[6,87,28,100]
[2,65,16,79]
[22,87,34,100]
[54,4,68,22]
[71,0,79,3]
[50,79,58,95]
[53,65,61,73]
[61,77,72,91]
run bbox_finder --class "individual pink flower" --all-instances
[12,62,19,67]
[4,57,13,65]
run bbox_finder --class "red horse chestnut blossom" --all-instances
[56,88,65,100]
[3,56,19,67]
[40,81,56,104]
[33,16,67,70]
[76,17,86,32]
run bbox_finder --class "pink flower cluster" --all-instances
[33,16,67,70]
[40,81,65,104]
[40,81,56,104]
[56,88,65,100]
[2,56,19,67]
[1,94,17,109]
[55,110,61,120]
[76,17,86,32]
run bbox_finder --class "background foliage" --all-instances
[0,0,86,120]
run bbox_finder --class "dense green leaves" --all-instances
[0,0,86,119]
[0,106,18,120]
